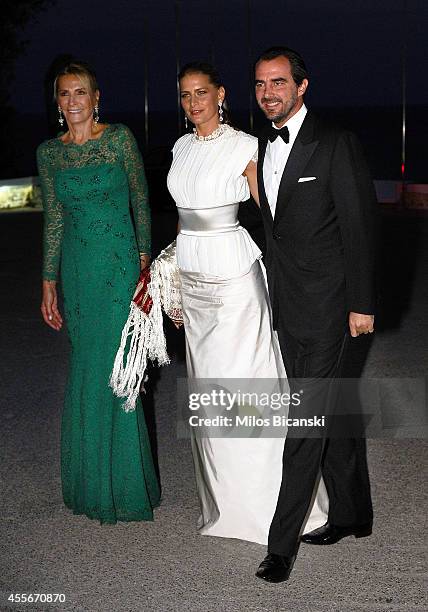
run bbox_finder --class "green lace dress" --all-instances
[37,124,160,523]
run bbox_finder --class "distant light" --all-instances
[401,163,405,177]
[0,178,42,210]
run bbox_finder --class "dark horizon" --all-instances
[11,0,428,114]
[2,0,428,182]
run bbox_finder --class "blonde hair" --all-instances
[54,61,99,100]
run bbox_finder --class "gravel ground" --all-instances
[0,210,426,612]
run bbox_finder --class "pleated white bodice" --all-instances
[167,125,261,276]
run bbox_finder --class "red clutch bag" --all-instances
[132,267,153,315]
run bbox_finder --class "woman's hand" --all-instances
[139,253,151,270]
[41,280,63,331]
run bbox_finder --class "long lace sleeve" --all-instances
[37,143,64,281]
[120,126,151,255]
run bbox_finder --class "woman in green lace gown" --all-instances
[38,61,160,523]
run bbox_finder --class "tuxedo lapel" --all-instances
[257,130,273,226]
[274,112,319,224]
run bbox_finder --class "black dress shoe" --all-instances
[255,553,296,583]
[300,521,372,545]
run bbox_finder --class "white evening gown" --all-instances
[167,125,328,544]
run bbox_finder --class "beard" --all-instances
[261,91,298,125]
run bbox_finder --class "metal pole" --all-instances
[143,12,149,148]
[210,9,216,66]
[175,1,182,135]
[401,0,407,201]
[247,0,254,132]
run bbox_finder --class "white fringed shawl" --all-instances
[110,240,182,412]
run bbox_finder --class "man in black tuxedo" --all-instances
[254,47,376,583]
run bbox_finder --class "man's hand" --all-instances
[349,312,374,338]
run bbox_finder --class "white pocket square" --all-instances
[298,176,317,182]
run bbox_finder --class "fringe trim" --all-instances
[110,240,181,412]
[109,283,170,413]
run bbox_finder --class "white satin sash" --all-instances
[178,203,240,236]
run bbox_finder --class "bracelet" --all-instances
[139,252,150,258]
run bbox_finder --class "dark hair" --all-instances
[179,61,222,88]
[178,61,231,126]
[254,46,308,86]
[53,60,99,99]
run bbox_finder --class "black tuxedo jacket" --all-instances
[257,110,377,342]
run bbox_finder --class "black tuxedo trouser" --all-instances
[268,323,373,557]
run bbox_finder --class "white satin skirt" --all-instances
[180,259,329,545]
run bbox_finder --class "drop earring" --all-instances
[218,101,224,123]
[94,105,99,124]
[184,115,188,130]
[58,107,64,127]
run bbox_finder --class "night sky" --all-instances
[11,0,428,117]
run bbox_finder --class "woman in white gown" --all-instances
[167,62,328,544]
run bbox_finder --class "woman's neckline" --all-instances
[192,123,233,142]
[57,123,111,147]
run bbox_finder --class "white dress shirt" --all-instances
[263,104,307,217]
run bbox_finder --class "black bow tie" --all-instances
[268,124,289,143]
